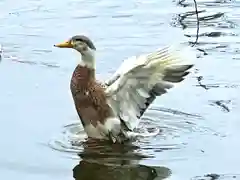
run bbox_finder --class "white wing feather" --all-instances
[105,45,195,131]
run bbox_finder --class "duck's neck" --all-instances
[79,50,96,70]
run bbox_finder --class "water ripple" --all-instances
[191,173,240,180]
[48,106,214,163]
[172,0,239,54]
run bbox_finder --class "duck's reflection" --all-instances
[72,140,171,180]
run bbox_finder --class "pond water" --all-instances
[0,0,240,179]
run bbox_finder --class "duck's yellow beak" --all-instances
[54,41,73,48]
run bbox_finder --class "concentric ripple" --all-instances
[48,106,215,163]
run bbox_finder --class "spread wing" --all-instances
[104,45,195,131]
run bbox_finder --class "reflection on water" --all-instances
[191,173,240,180]
[172,0,240,118]
[72,139,171,180]
[73,159,170,180]
[48,106,215,179]
[173,0,238,52]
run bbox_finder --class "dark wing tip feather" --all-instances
[163,64,193,83]
[139,64,193,117]
[139,86,164,117]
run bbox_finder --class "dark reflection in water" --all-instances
[73,160,170,180]
[72,140,171,180]
[209,100,231,112]
[76,139,151,160]
[172,0,237,49]
[191,173,240,180]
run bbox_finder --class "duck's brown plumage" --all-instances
[70,65,114,127]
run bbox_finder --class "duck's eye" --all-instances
[75,38,83,42]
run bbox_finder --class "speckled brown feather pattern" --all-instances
[70,65,113,127]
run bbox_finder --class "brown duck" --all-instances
[54,35,194,143]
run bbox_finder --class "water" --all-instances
[0,0,240,179]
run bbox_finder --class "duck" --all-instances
[54,35,194,143]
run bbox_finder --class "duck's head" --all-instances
[54,35,96,56]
